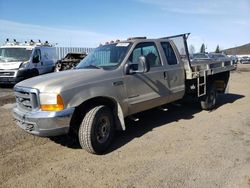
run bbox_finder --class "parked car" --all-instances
[230,55,238,65]
[54,52,87,72]
[190,53,212,62]
[208,53,231,62]
[240,56,250,64]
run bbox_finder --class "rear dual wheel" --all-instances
[200,84,217,110]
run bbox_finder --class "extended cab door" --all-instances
[160,41,185,98]
[124,42,172,115]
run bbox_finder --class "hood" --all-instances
[0,61,22,70]
[16,69,113,93]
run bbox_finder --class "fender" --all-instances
[68,95,127,131]
[116,101,126,130]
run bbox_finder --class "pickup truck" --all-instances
[12,34,235,154]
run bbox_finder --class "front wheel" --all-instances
[78,105,115,154]
[200,84,217,111]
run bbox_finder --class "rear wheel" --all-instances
[200,84,217,110]
[78,105,115,154]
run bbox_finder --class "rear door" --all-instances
[160,41,185,96]
[41,48,54,73]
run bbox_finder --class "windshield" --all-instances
[76,43,131,70]
[0,48,32,63]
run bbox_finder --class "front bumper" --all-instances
[0,70,18,84]
[0,69,36,84]
[12,106,75,137]
[0,76,24,84]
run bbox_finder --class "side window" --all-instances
[33,49,41,62]
[129,42,161,67]
[161,42,178,65]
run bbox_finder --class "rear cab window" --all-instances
[161,42,178,65]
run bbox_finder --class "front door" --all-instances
[32,48,42,74]
[124,42,171,115]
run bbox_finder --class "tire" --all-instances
[200,84,217,111]
[32,69,39,77]
[54,63,62,72]
[78,105,115,154]
[27,69,39,79]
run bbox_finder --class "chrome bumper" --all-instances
[12,106,75,136]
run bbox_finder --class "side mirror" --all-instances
[33,55,40,63]
[126,56,150,74]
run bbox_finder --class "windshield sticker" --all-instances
[116,43,130,47]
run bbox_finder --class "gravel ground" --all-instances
[0,64,250,188]
[0,86,14,106]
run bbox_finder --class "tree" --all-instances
[215,45,220,53]
[200,43,206,53]
[189,45,195,55]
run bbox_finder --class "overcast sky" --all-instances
[0,0,249,52]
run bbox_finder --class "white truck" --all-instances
[13,34,235,154]
[0,39,57,84]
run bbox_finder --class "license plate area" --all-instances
[13,111,36,131]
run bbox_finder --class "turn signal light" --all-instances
[40,95,64,111]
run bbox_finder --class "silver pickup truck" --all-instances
[12,34,235,154]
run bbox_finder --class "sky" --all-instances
[0,0,250,52]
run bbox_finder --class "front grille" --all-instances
[0,71,15,76]
[224,61,231,66]
[14,87,39,111]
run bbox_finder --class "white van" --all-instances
[0,39,58,84]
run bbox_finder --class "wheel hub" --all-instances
[96,116,110,144]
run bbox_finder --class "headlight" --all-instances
[19,61,29,69]
[39,93,64,111]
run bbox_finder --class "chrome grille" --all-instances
[14,87,39,111]
[0,71,15,76]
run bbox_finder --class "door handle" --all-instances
[113,81,123,86]
[163,72,167,80]
[173,76,178,82]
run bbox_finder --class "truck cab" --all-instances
[0,39,57,84]
[12,34,235,154]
